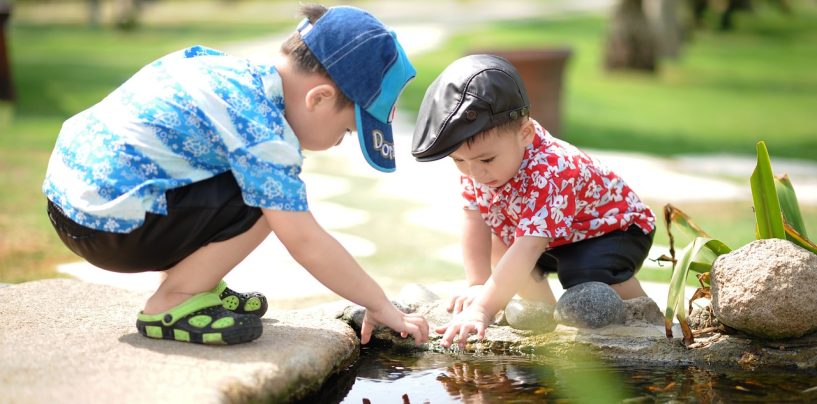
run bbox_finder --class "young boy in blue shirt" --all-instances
[43,5,428,345]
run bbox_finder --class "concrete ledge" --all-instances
[0,279,358,403]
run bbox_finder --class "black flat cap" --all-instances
[411,54,530,161]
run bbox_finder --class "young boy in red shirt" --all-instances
[411,54,656,348]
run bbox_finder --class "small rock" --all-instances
[688,297,720,330]
[623,296,664,326]
[503,299,556,332]
[554,282,626,328]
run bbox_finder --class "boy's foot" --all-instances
[136,292,262,345]
[214,280,268,317]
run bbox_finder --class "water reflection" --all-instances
[435,359,554,402]
[298,346,817,403]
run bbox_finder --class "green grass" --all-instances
[401,5,817,161]
[1,17,291,282]
[2,2,817,285]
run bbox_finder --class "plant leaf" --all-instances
[750,141,786,240]
[664,237,731,342]
[662,204,711,270]
[775,174,809,239]
[784,223,817,255]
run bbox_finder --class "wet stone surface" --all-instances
[337,284,817,371]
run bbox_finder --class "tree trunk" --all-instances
[115,0,142,30]
[88,0,101,28]
[604,0,658,72]
[644,0,683,59]
[0,1,12,102]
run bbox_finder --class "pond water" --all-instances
[300,345,817,403]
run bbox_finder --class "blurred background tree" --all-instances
[604,0,797,72]
[605,0,659,72]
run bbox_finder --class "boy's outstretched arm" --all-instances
[262,208,429,345]
[437,235,549,349]
[448,209,493,313]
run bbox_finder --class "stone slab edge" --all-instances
[0,279,359,403]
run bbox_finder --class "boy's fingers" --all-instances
[441,324,459,348]
[407,315,429,342]
[446,296,456,312]
[360,319,373,345]
[457,325,472,349]
[403,323,423,346]
[476,323,486,340]
[454,298,465,314]
[435,323,449,334]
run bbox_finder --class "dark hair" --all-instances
[464,114,530,148]
[280,4,353,110]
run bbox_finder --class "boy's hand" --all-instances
[435,305,493,349]
[447,284,484,314]
[360,303,429,346]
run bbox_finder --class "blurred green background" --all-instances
[1,0,816,287]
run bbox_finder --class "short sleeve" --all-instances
[229,145,307,211]
[516,165,577,241]
[461,175,479,211]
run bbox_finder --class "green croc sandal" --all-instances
[214,280,268,317]
[136,292,262,345]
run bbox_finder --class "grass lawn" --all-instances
[2,1,816,286]
[401,4,817,161]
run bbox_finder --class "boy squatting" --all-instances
[411,55,656,349]
[43,5,429,345]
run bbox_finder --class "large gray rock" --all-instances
[554,282,626,328]
[0,279,358,403]
[711,238,817,340]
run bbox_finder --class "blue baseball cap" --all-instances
[298,6,415,173]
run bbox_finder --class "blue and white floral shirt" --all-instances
[43,46,308,233]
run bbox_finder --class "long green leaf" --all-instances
[750,141,786,239]
[785,223,817,255]
[775,174,809,239]
[664,237,732,340]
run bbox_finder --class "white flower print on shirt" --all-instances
[460,121,655,250]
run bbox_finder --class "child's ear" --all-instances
[519,118,535,145]
[304,84,338,111]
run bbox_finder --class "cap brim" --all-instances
[355,104,396,173]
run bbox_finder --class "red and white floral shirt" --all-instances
[462,121,655,248]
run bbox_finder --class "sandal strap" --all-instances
[213,280,228,296]
[138,292,224,326]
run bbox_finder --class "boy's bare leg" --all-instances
[610,276,648,300]
[517,274,557,305]
[491,235,557,305]
[143,217,271,314]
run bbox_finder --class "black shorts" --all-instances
[534,225,654,289]
[47,171,263,273]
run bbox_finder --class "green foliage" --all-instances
[750,141,786,239]
[776,175,809,239]
[663,141,815,343]
[664,237,731,343]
